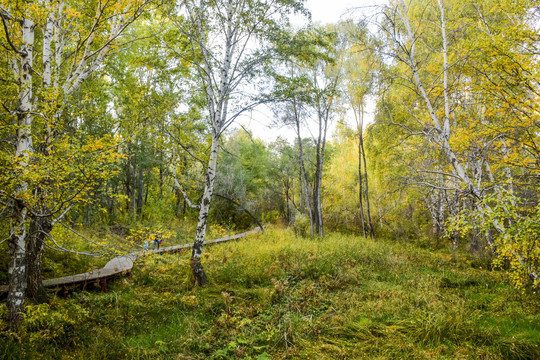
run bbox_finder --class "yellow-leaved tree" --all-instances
[370,0,540,289]
[0,0,154,330]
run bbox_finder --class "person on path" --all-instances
[153,230,162,250]
[143,240,149,252]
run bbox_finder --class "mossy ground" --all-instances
[1,226,539,359]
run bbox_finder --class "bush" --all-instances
[294,213,310,237]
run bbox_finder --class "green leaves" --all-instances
[448,189,540,290]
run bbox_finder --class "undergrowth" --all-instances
[1,226,539,359]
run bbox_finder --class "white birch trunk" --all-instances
[186,0,235,284]
[191,134,220,285]
[8,17,34,330]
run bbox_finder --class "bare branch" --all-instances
[43,231,106,256]
[57,221,110,249]
[51,204,74,226]
[172,150,201,210]
[214,193,264,232]
[0,7,25,56]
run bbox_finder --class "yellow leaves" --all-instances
[63,8,83,21]
[323,136,358,220]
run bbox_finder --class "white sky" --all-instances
[234,0,384,143]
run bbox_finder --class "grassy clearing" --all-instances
[1,226,539,359]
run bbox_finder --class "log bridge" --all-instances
[0,229,260,297]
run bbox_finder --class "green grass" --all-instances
[1,226,539,359]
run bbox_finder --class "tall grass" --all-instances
[1,226,539,359]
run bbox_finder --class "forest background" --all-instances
[0,0,539,356]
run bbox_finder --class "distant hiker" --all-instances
[153,230,162,250]
[143,240,149,252]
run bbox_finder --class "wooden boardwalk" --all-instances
[0,229,260,295]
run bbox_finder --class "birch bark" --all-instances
[8,17,34,330]
[191,134,220,285]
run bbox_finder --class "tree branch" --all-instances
[213,193,264,232]
[171,151,201,210]
[0,11,25,56]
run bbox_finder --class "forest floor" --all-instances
[1,226,539,359]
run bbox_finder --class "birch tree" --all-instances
[376,0,540,287]
[341,20,377,239]
[0,4,35,329]
[310,52,341,237]
[171,0,306,285]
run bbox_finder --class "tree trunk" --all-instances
[312,110,329,238]
[312,147,322,236]
[285,177,291,226]
[360,133,374,239]
[7,17,35,331]
[190,134,220,286]
[26,216,50,304]
[296,116,313,236]
[298,159,303,213]
[159,165,164,199]
[131,161,137,221]
[136,165,144,216]
[25,7,54,306]
[8,208,28,331]
[175,187,182,216]
[358,130,366,237]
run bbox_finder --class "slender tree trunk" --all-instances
[131,161,137,221]
[295,112,313,236]
[312,101,322,236]
[285,177,291,226]
[8,205,28,331]
[24,6,54,305]
[175,187,182,216]
[360,133,374,239]
[159,166,164,199]
[312,110,329,238]
[136,165,144,216]
[358,129,366,237]
[312,146,322,236]
[298,159,303,213]
[8,17,35,331]
[191,134,220,286]
[26,215,50,304]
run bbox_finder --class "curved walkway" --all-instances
[1,229,260,295]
